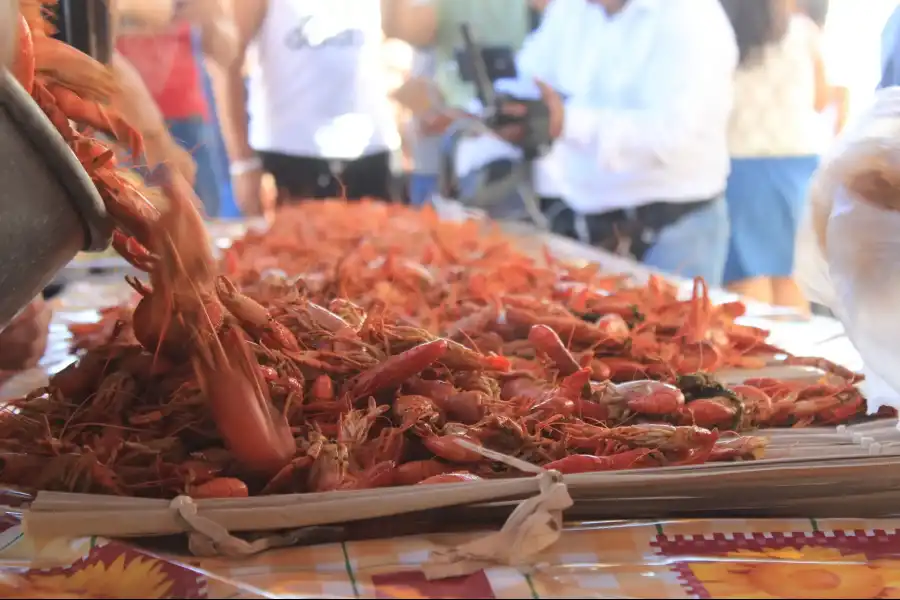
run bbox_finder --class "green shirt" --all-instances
[433,0,531,109]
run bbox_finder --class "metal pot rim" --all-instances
[0,69,112,252]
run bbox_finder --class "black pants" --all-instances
[259,151,395,203]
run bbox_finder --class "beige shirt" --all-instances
[729,16,824,157]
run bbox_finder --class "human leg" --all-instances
[722,156,805,304]
[769,156,820,312]
[408,173,439,206]
[341,152,395,201]
[728,277,775,305]
[723,155,818,311]
[723,158,772,298]
[771,277,811,315]
[166,117,222,217]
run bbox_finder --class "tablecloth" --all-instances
[1,220,887,598]
[2,513,900,598]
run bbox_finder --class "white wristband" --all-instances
[230,156,263,176]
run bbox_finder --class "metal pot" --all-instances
[0,0,14,74]
[0,69,112,327]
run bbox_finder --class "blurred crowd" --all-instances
[109,0,898,316]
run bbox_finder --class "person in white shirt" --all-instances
[719,0,830,312]
[489,0,738,286]
[383,0,544,207]
[210,0,401,216]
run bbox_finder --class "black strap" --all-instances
[541,197,715,262]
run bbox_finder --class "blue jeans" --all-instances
[166,117,223,218]
[544,196,730,287]
[197,46,239,218]
[409,173,439,206]
[642,196,730,287]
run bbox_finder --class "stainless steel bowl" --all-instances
[0,69,112,327]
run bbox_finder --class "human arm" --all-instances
[109,50,169,149]
[110,51,197,184]
[198,16,239,70]
[813,53,831,113]
[830,85,849,134]
[114,0,174,29]
[206,0,267,215]
[0,296,51,372]
[168,0,239,68]
[816,13,852,133]
[796,15,831,113]
[383,39,416,171]
[809,25,831,113]
[381,0,438,48]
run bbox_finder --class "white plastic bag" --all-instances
[798,87,900,410]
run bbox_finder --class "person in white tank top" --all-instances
[720,0,831,313]
[210,0,401,216]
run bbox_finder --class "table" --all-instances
[1,514,898,598]
[0,216,863,398]
[0,218,882,599]
[36,216,866,382]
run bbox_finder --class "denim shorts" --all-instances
[640,196,730,287]
[408,173,439,207]
[723,155,819,283]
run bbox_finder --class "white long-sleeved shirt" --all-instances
[458,0,738,214]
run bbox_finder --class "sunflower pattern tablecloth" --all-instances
[2,513,900,598]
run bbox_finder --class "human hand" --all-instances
[495,79,564,144]
[144,132,198,188]
[115,0,176,30]
[167,144,199,188]
[529,0,553,11]
[0,296,52,372]
[260,173,278,224]
[534,80,564,139]
[419,112,451,136]
[232,167,264,217]
[419,110,461,136]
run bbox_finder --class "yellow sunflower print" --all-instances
[1,572,90,599]
[371,584,431,599]
[688,546,900,599]
[25,553,174,599]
